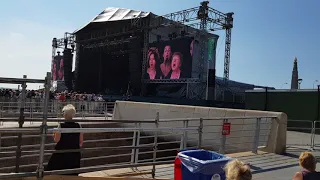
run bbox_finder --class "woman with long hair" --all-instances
[160,45,172,78]
[146,48,161,79]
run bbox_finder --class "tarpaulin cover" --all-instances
[74,7,150,33]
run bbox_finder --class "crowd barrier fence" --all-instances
[285,120,320,151]
[0,115,276,179]
[0,100,115,123]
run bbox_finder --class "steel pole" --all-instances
[36,72,51,180]
[15,75,27,173]
[152,112,159,179]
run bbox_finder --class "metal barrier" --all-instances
[0,100,115,121]
[0,116,275,179]
[286,120,314,150]
[312,121,320,150]
[286,120,320,151]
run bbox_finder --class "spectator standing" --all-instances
[46,104,83,175]
[293,152,320,180]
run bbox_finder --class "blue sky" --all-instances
[0,0,319,89]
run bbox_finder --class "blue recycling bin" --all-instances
[177,149,232,180]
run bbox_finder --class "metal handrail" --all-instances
[0,128,39,134]
[0,145,155,155]
[0,118,155,124]
[0,116,276,178]
[48,127,199,133]
[143,116,278,122]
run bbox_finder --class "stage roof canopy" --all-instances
[74,8,150,33]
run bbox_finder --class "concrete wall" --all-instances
[112,101,287,154]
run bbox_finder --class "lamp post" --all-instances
[313,80,318,89]
[281,83,288,89]
[298,78,303,89]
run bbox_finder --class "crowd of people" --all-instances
[0,89,104,101]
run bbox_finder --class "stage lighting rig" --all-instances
[52,32,75,51]
[197,1,209,19]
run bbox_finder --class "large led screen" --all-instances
[145,37,193,80]
[52,55,64,81]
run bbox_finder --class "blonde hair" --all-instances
[299,152,316,171]
[62,104,76,119]
[224,159,252,180]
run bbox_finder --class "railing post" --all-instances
[0,102,3,119]
[152,112,159,179]
[0,103,3,126]
[312,121,316,151]
[0,133,2,152]
[219,119,228,154]
[104,103,107,120]
[184,120,188,149]
[30,103,33,124]
[252,118,261,154]
[56,100,59,118]
[134,123,141,166]
[180,120,189,150]
[131,123,137,165]
[180,121,185,150]
[198,118,203,149]
[36,72,51,180]
[15,75,27,173]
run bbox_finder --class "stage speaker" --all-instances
[74,43,81,90]
[128,37,142,95]
[63,48,73,91]
[207,68,216,100]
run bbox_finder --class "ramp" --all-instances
[80,151,301,180]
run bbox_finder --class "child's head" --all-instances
[224,159,252,180]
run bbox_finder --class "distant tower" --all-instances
[290,57,299,89]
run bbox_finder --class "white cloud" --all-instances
[0,19,74,89]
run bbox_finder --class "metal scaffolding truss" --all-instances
[134,4,234,81]
[52,32,75,50]
[52,33,76,64]
[149,7,231,31]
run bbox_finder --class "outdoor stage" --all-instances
[50,1,258,106]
